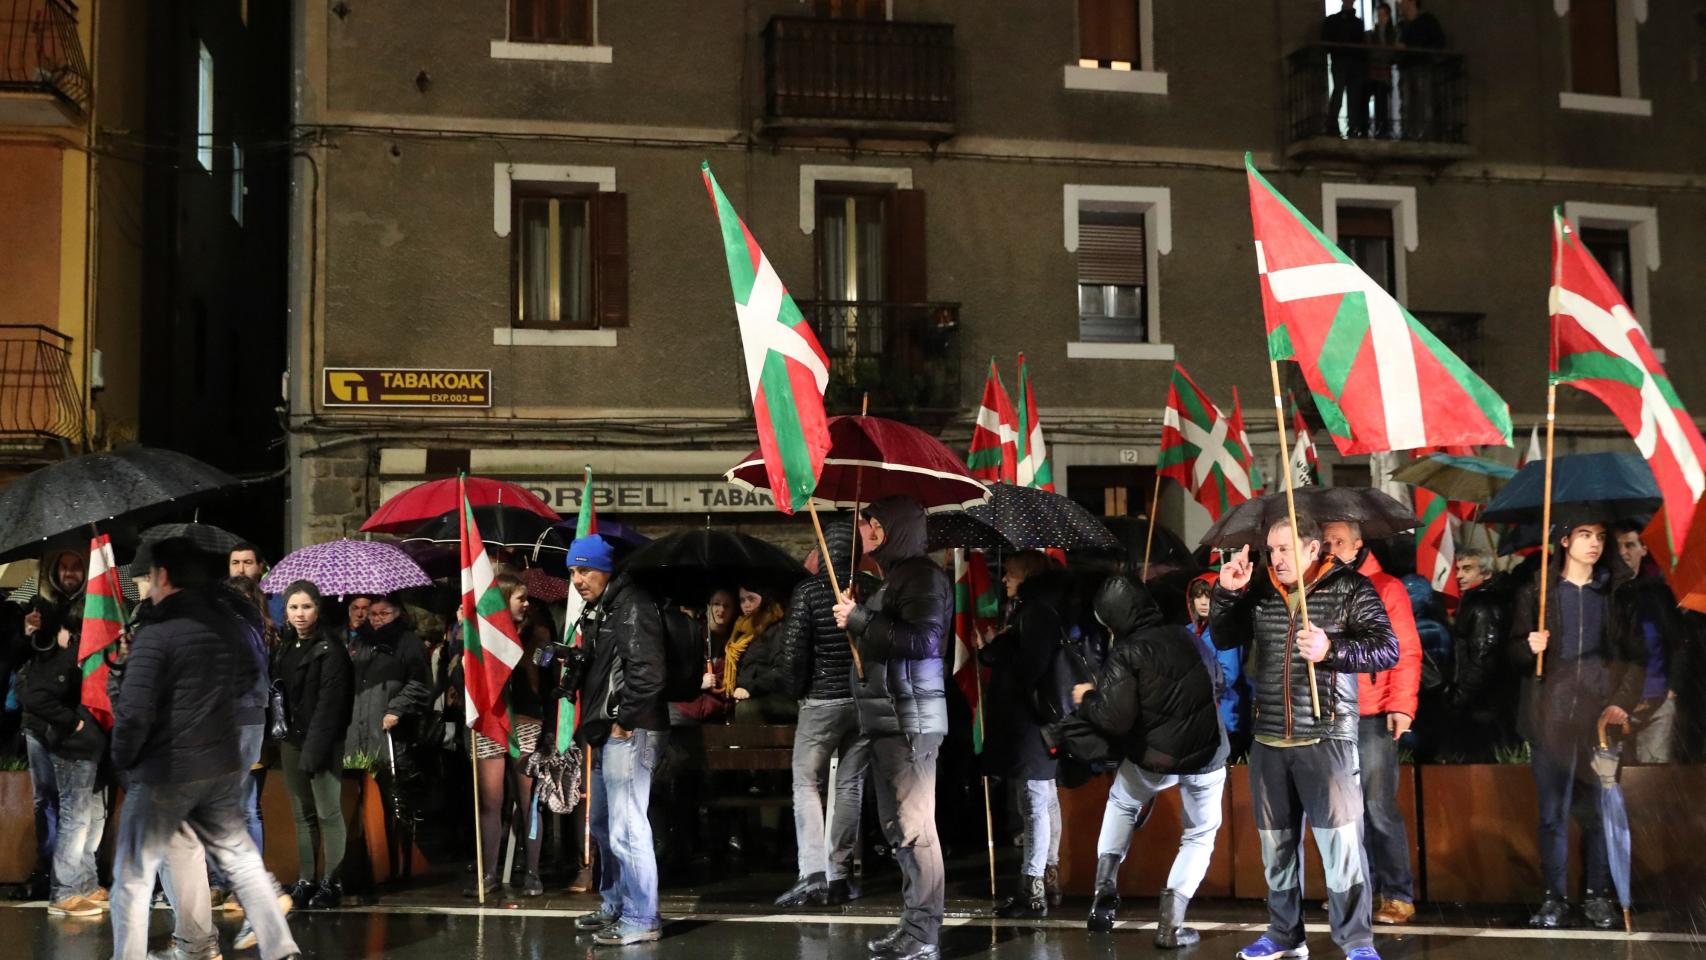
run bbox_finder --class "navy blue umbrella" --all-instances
[1591,717,1634,933]
[1482,452,1660,524]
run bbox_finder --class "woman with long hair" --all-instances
[274,580,354,909]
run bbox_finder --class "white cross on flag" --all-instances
[1159,364,1253,521]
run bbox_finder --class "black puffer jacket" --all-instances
[19,640,106,761]
[1080,576,1227,775]
[273,624,354,774]
[782,519,881,701]
[981,568,1076,781]
[1209,559,1398,742]
[1449,575,1510,710]
[845,497,950,739]
[575,573,667,745]
[110,588,259,783]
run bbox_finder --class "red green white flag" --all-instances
[967,359,1018,485]
[1289,394,1320,486]
[1230,387,1265,498]
[555,465,598,753]
[1015,352,1055,493]
[460,477,525,748]
[702,162,831,515]
[1416,488,1460,601]
[76,534,123,731]
[1245,155,1511,454]
[1550,209,1706,554]
[952,548,999,755]
[1159,364,1255,522]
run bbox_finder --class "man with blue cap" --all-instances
[563,534,670,946]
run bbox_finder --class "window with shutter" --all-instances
[1076,210,1146,343]
[1568,0,1621,97]
[1077,0,1139,69]
[1335,205,1396,295]
[511,185,608,330]
[510,0,595,45]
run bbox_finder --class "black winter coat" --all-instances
[736,621,792,700]
[19,641,106,761]
[781,519,879,701]
[575,573,667,744]
[1449,575,1510,710]
[1209,560,1398,742]
[846,554,951,739]
[110,588,258,783]
[1079,576,1226,775]
[981,569,1075,781]
[273,625,354,774]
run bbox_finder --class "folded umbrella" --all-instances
[1482,452,1661,525]
[621,529,806,602]
[725,415,989,514]
[1199,487,1419,549]
[260,539,432,599]
[926,483,1119,552]
[0,447,241,562]
[1389,453,1517,504]
[360,477,557,534]
[1591,717,1634,934]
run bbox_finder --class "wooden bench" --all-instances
[700,723,796,772]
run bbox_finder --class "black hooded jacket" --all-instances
[781,519,881,701]
[575,572,667,744]
[844,497,950,738]
[1079,576,1227,775]
[1209,558,1398,743]
[980,567,1076,781]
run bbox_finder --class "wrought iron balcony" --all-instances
[1284,43,1470,164]
[0,0,89,126]
[762,16,956,144]
[796,300,961,420]
[0,325,82,456]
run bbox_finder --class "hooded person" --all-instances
[774,519,877,909]
[1074,575,1228,945]
[833,496,951,960]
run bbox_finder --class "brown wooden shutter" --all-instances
[885,188,928,303]
[1077,218,1146,286]
[592,191,629,328]
[565,0,593,44]
[1570,0,1620,96]
[1078,0,1138,64]
[1336,206,1394,239]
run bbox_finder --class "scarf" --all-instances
[721,603,783,694]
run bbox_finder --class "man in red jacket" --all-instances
[1322,522,1422,925]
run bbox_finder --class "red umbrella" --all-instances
[724,415,989,514]
[523,567,570,605]
[360,477,558,534]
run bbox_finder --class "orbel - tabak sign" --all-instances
[322,368,492,408]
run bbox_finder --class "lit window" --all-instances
[196,41,214,173]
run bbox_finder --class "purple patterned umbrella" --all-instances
[260,539,432,598]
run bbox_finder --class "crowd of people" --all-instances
[0,490,1698,958]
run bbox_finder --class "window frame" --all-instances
[1064,0,1165,96]
[1063,185,1173,361]
[1321,183,1418,306]
[492,164,620,347]
[491,0,613,63]
[510,182,599,331]
[1563,201,1660,339]
[196,41,214,173]
[1555,0,1651,116]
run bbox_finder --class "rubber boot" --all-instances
[1155,889,1201,948]
[1087,854,1122,931]
[995,874,1047,919]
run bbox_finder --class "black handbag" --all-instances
[266,680,289,740]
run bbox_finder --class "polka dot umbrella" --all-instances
[926,482,1120,552]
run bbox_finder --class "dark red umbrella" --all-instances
[360,477,557,534]
[523,567,570,605]
[724,415,988,513]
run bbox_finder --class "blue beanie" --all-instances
[566,534,615,573]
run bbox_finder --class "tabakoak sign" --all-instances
[322,368,492,408]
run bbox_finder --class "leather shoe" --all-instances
[774,873,828,908]
[866,927,907,954]
[1373,897,1415,924]
[871,932,939,960]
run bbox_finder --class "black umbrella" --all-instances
[405,504,569,557]
[0,447,241,563]
[1103,517,1198,576]
[926,483,1120,552]
[1199,487,1419,549]
[621,529,806,602]
[138,522,244,557]
[1482,452,1660,525]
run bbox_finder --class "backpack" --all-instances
[657,601,708,702]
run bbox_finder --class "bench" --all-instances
[700,723,795,772]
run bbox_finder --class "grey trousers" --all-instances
[870,733,944,946]
[791,698,869,881]
[1250,739,1373,951]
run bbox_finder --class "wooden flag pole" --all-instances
[809,501,865,681]
[1268,361,1321,717]
[973,654,996,898]
[1536,382,1558,678]
[849,393,869,582]
[1140,474,1163,580]
[457,474,489,905]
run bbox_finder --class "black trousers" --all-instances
[870,733,944,945]
[1250,739,1374,950]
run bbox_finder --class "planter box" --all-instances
[260,770,427,885]
[1057,771,1234,898]
[0,771,37,884]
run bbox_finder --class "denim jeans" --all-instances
[1250,740,1372,951]
[1357,714,1415,903]
[790,698,869,881]
[24,733,57,875]
[47,753,105,902]
[1097,761,1226,898]
[208,724,266,888]
[1017,780,1057,877]
[591,729,666,927]
[1532,744,1609,894]
[111,771,299,960]
[870,733,944,946]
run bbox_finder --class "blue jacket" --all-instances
[1193,622,1247,734]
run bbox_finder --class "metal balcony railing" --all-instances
[1285,42,1467,162]
[0,326,82,449]
[763,16,956,142]
[795,300,961,418]
[0,0,89,114]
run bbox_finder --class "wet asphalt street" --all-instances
[9,905,1704,960]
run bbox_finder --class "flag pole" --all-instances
[459,474,488,906]
[849,393,868,585]
[1536,382,1558,678]
[809,501,865,682]
[1268,361,1321,717]
[1140,473,1163,580]
[974,656,996,898]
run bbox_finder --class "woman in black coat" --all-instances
[274,580,354,909]
[979,551,1075,918]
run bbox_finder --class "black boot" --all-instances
[1043,863,1062,907]
[995,874,1047,919]
[308,878,343,910]
[1087,854,1122,932]
[1155,889,1200,948]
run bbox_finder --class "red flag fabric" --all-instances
[967,360,1018,484]
[1159,364,1255,522]
[460,479,525,747]
[76,534,124,731]
[1416,488,1460,602]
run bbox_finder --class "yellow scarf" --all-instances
[721,603,783,694]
